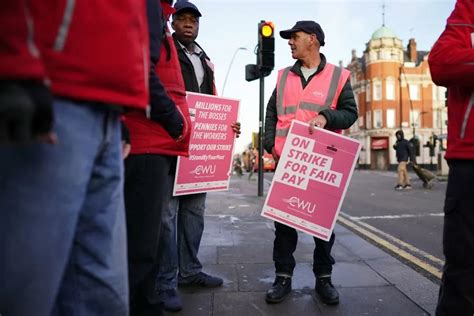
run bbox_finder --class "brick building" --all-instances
[346,25,447,170]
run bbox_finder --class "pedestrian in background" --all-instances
[0,1,149,315]
[248,147,257,180]
[393,129,414,190]
[263,20,358,306]
[428,0,474,314]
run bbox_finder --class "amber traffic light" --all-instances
[258,21,275,72]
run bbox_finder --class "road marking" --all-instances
[349,213,444,220]
[338,213,443,279]
[340,212,444,266]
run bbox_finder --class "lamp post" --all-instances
[221,47,247,96]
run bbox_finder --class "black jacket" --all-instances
[393,131,414,162]
[173,35,214,95]
[263,54,358,153]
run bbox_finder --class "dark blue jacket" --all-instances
[393,131,414,162]
[146,0,184,139]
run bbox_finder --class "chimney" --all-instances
[408,38,417,63]
[351,49,357,60]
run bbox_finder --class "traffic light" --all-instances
[258,21,275,72]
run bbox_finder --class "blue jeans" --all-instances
[156,172,206,290]
[0,99,128,316]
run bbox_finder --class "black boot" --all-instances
[265,276,292,304]
[316,277,339,305]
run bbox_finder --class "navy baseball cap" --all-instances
[174,1,202,17]
[280,21,325,46]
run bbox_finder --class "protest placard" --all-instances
[261,120,361,241]
[173,92,239,196]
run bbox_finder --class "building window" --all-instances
[373,79,382,101]
[386,77,395,100]
[433,85,447,104]
[433,108,447,131]
[410,109,421,128]
[366,111,372,129]
[386,109,396,128]
[369,51,377,61]
[374,110,382,128]
[358,115,364,127]
[366,82,371,102]
[432,85,438,101]
[433,109,441,129]
[409,84,420,100]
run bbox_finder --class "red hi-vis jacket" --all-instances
[428,0,474,160]
[273,63,350,156]
[124,27,192,157]
[0,0,149,109]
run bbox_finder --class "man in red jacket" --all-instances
[123,1,191,315]
[428,1,474,315]
[0,1,148,315]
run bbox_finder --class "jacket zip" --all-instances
[53,0,76,51]
[460,93,474,139]
[22,0,40,58]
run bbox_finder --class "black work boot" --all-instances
[315,277,339,305]
[265,276,292,304]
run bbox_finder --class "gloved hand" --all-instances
[0,81,55,144]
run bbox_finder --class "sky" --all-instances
[179,0,456,153]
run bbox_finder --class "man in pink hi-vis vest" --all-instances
[263,21,358,306]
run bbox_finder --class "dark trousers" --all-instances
[124,154,174,316]
[436,160,474,316]
[273,222,335,278]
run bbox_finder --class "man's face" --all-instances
[287,31,316,59]
[172,12,199,46]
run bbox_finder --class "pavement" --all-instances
[166,173,440,316]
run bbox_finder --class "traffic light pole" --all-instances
[245,20,274,197]
[258,73,265,197]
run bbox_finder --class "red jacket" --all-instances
[0,0,149,109]
[428,0,474,160]
[124,27,192,157]
[0,2,45,80]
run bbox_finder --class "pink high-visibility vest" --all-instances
[274,63,349,156]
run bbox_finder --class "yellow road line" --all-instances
[337,215,443,279]
[340,212,445,266]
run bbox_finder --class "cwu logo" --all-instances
[283,196,317,214]
[311,90,325,98]
[190,164,216,176]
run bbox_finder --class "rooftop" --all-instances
[371,25,397,40]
